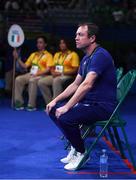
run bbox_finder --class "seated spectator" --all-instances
[38,38,79,105]
[126,4,136,25]
[5,0,20,12]
[5,0,12,11]
[20,0,35,14]
[36,0,48,19]
[13,36,53,111]
[112,8,125,24]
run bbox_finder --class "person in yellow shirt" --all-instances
[38,38,79,105]
[13,36,53,111]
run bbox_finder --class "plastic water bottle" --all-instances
[100,149,108,178]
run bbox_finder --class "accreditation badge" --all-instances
[30,65,39,75]
[55,65,64,73]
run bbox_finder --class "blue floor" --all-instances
[0,94,136,179]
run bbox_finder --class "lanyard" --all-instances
[83,45,100,78]
[32,52,45,66]
[55,52,69,65]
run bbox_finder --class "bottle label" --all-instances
[100,156,108,164]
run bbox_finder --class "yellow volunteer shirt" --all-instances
[25,50,53,71]
[53,50,79,73]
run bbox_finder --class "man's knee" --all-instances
[58,114,75,127]
[49,105,58,120]
[49,102,62,117]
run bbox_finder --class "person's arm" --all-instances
[55,74,83,102]
[65,72,97,109]
[35,67,50,76]
[13,49,29,69]
[50,68,78,77]
[63,67,78,76]
[46,74,83,114]
[18,58,29,69]
[50,66,62,77]
[55,72,98,118]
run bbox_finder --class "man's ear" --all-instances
[89,35,96,43]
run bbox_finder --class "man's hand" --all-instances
[46,100,57,115]
[13,49,19,60]
[55,105,69,119]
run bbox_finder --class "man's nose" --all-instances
[75,36,78,41]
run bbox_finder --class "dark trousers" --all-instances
[49,101,111,153]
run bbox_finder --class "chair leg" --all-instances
[82,125,94,139]
[112,127,126,159]
[120,125,136,170]
[107,127,117,149]
[75,125,109,170]
[60,135,65,140]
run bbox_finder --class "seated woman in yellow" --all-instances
[14,36,53,111]
[38,38,80,105]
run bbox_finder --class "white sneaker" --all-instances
[64,151,90,171]
[60,146,75,164]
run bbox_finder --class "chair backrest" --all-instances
[117,70,136,105]
[98,71,136,134]
[116,67,123,83]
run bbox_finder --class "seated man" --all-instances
[46,23,117,170]
[14,36,53,111]
[38,38,79,104]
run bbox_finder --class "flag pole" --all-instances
[11,48,16,108]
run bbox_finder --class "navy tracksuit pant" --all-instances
[49,101,111,153]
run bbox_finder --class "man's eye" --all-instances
[79,33,83,36]
[76,33,84,37]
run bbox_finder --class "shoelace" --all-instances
[70,155,79,165]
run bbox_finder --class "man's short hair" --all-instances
[78,22,99,38]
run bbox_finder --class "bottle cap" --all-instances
[102,149,106,153]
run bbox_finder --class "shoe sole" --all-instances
[26,108,36,111]
[15,107,24,110]
[60,159,71,164]
[60,154,75,164]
